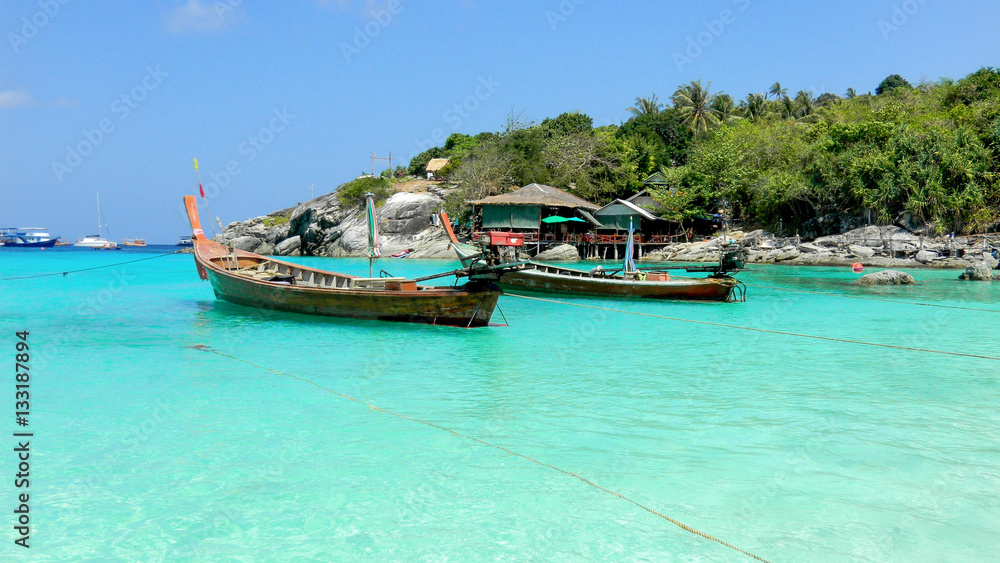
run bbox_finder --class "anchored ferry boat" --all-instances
[0,228,60,247]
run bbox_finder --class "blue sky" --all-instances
[1,0,998,243]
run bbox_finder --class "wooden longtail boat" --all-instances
[438,213,744,302]
[183,196,502,327]
[498,262,740,301]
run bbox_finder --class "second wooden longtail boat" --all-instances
[183,195,503,327]
[440,213,746,302]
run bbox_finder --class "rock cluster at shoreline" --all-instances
[641,226,1000,271]
[217,184,456,259]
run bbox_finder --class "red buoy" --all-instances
[852,262,863,272]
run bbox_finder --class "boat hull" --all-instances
[499,265,737,301]
[194,242,500,327]
[75,237,118,249]
[206,268,499,326]
[2,239,58,248]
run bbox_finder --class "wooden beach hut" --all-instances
[593,198,661,233]
[469,183,600,244]
[425,158,450,180]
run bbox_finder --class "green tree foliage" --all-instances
[741,93,768,121]
[626,94,664,116]
[541,111,594,136]
[816,92,841,107]
[406,68,1000,235]
[407,147,445,175]
[711,94,743,124]
[673,80,721,137]
[615,109,693,170]
[876,74,912,96]
[336,176,396,208]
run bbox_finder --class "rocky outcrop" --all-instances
[218,187,455,259]
[914,249,939,264]
[855,270,916,285]
[275,236,301,256]
[640,225,998,271]
[534,244,581,261]
[959,261,994,281]
[848,245,876,259]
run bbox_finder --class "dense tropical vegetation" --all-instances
[405,68,1000,235]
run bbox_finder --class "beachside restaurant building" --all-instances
[469,183,600,246]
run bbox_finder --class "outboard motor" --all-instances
[719,245,747,274]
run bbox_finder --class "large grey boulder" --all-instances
[914,249,939,264]
[849,245,876,259]
[855,270,916,286]
[774,247,801,262]
[230,235,264,252]
[796,243,828,254]
[381,192,441,236]
[406,239,456,259]
[218,184,457,259]
[841,225,919,247]
[959,261,993,281]
[535,244,581,261]
[275,236,301,256]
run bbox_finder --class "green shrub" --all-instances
[262,216,289,227]
[336,176,396,208]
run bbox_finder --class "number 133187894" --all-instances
[15,331,30,425]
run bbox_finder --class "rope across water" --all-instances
[505,293,1000,362]
[743,281,1000,314]
[0,250,185,281]
[191,345,771,562]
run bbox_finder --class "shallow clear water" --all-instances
[2,247,999,561]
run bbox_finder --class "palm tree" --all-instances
[845,87,857,99]
[710,93,742,124]
[769,82,788,100]
[673,80,720,137]
[793,90,815,118]
[777,95,796,119]
[626,94,664,116]
[742,93,767,121]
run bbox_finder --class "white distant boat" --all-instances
[74,193,119,249]
[75,235,119,249]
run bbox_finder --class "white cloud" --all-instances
[0,90,34,109]
[167,0,245,34]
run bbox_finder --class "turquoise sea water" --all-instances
[2,247,999,561]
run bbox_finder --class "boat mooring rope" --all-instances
[190,344,769,562]
[0,250,185,281]
[505,293,1000,362]
[744,282,1000,314]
